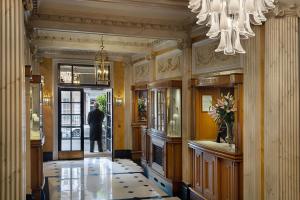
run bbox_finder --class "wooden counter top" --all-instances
[188,140,242,161]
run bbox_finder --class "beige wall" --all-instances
[40,58,54,153]
[113,61,125,150]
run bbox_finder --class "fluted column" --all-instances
[264,15,300,200]
[0,0,26,199]
[181,39,192,183]
[124,59,133,149]
[243,26,265,200]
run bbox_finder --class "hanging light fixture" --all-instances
[188,0,275,55]
[95,35,109,82]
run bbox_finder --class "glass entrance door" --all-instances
[104,89,113,152]
[58,88,84,159]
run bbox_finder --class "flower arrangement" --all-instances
[138,98,147,120]
[209,93,236,145]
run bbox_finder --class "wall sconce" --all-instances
[43,94,52,106]
[115,97,123,106]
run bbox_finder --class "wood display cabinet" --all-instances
[188,74,243,200]
[131,84,148,162]
[30,74,45,200]
[147,80,182,196]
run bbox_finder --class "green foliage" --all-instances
[96,94,107,113]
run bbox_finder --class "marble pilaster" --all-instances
[264,16,300,200]
[243,26,265,200]
[181,40,193,183]
[0,0,26,199]
[124,59,133,149]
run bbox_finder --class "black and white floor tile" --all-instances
[43,157,180,200]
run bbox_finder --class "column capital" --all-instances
[272,2,300,18]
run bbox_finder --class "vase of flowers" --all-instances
[209,93,236,146]
[138,98,147,121]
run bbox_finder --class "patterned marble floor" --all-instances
[44,157,180,200]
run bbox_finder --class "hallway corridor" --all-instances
[43,158,179,200]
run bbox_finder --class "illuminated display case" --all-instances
[147,80,182,196]
[26,72,45,200]
[149,83,181,137]
[30,75,44,141]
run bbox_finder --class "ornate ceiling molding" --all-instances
[34,34,154,48]
[272,2,300,17]
[31,13,187,32]
[83,0,188,9]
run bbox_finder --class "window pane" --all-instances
[61,139,71,151]
[72,115,81,126]
[72,91,81,102]
[72,138,81,151]
[73,65,96,85]
[60,65,72,83]
[61,91,71,102]
[61,128,71,139]
[72,103,81,114]
[62,115,71,126]
[61,103,71,114]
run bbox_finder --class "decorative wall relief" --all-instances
[192,39,242,75]
[156,49,183,80]
[133,60,150,83]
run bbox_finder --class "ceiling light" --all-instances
[188,0,275,55]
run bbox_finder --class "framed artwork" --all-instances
[202,95,212,112]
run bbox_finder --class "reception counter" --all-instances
[188,140,243,200]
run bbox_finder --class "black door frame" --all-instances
[58,87,85,154]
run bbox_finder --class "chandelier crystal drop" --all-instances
[188,0,275,55]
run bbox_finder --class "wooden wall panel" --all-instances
[264,16,300,200]
[243,26,265,200]
[0,0,26,199]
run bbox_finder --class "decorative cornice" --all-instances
[84,0,188,10]
[31,13,187,32]
[272,3,300,18]
[34,34,153,48]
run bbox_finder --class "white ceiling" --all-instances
[32,0,189,59]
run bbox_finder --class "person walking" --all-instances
[88,102,105,152]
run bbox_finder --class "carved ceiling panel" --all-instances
[155,49,183,80]
[192,40,242,75]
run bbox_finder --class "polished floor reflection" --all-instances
[44,157,179,200]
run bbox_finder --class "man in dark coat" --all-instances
[88,102,105,152]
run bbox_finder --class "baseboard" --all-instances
[179,182,191,200]
[114,149,132,159]
[26,194,33,200]
[43,152,53,162]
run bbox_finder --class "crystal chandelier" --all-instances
[95,35,109,82]
[188,0,275,55]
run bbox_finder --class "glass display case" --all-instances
[147,80,182,196]
[30,75,44,140]
[149,83,181,138]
